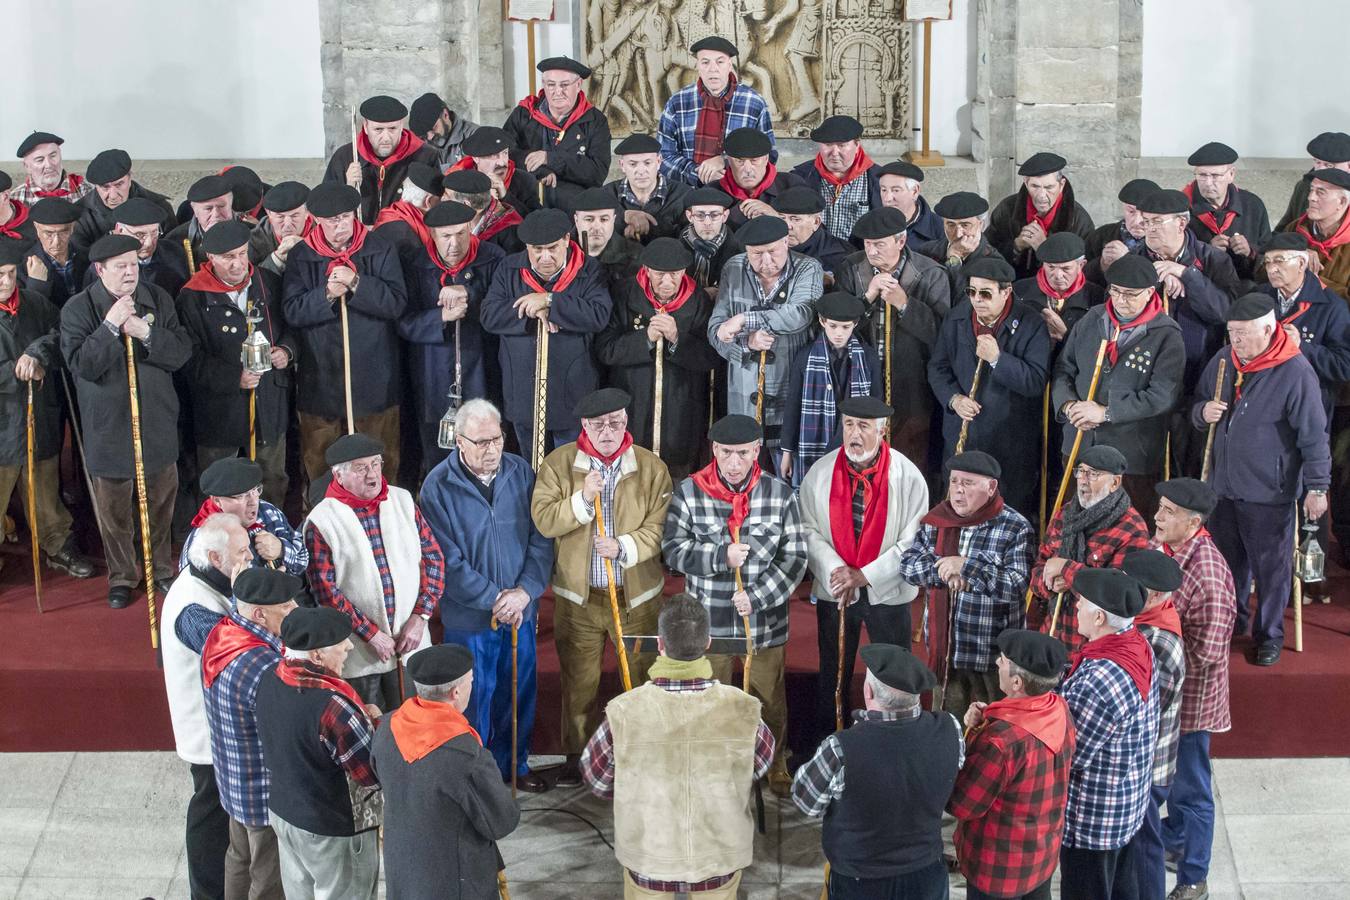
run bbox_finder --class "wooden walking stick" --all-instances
[835,595,847,731]
[594,496,634,691]
[730,524,753,691]
[755,349,766,424]
[883,302,893,408]
[511,622,519,796]
[1199,360,1227,482]
[1039,296,1065,541]
[531,318,550,470]
[652,334,665,456]
[1292,503,1304,653]
[26,382,43,613]
[497,870,512,899]
[339,294,356,435]
[954,358,985,454]
[182,239,196,276]
[125,333,160,652]
[59,371,107,538]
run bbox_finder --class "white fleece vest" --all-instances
[161,568,233,765]
[306,487,430,679]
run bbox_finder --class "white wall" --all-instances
[1,0,324,161]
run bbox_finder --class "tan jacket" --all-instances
[531,442,673,607]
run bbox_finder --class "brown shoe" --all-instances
[767,761,792,797]
[508,770,550,794]
[1167,883,1208,900]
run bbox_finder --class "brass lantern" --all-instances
[1295,521,1325,584]
[240,310,273,374]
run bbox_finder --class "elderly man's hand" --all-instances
[964,701,988,731]
[732,590,752,616]
[253,531,283,561]
[368,631,396,661]
[395,617,426,654]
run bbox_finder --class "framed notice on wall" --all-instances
[903,0,952,20]
[507,0,553,21]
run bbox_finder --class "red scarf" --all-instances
[718,163,778,202]
[1282,300,1311,324]
[303,220,369,276]
[189,497,264,533]
[355,129,426,194]
[828,446,892,568]
[1181,182,1237,236]
[275,658,365,709]
[983,692,1072,753]
[449,156,518,194]
[693,73,737,165]
[0,287,18,317]
[477,199,522,240]
[373,200,431,247]
[201,618,271,688]
[520,240,585,294]
[1295,211,1350,259]
[1135,598,1183,637]
[0,200,29,239]
[1068,627,1153,699]
[971,297,1013,337]
[389,696,481,763]
[426,235,480,283]
[520,92,594,143]
[1035,266,1086,306]
[31,172,84,199]
[1106,292,1164,364]
[183,259,254,294]
[637,267,696,314]
[1024,188,1065,234]
[919,493,1006,677]
[324,475,389,514]
[577,429,633,466]
[1163,526,1210,557]
[1230,323,1300,401]
[814,148,875,192]
[692,461,762,536]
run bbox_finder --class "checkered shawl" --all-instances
[658,82,775,186]
[662,471,807,649]
[817,176,872,243]
[1138,622,1186,787]
[796,336,873,479]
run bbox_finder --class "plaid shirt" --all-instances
[180,501,309,577]
[10,172,93,205]
[949,710,1076,898]
[658,82,775,186]
[899,506,1034,670]
[1138,622,1186,787]
[817,176,872,243]
[662,472,807,649]
[1059,635,1160,850]
[581,677,774,892]
[1155,534,1235,733]
[587,455,627,588]
[305,504,444,640]
[316,688,379,789]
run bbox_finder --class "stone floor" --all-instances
[1,752,1348,899]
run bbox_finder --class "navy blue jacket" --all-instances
[1259,271,1350,419]
[905,194,944,247]
[1184,183,1271,283]
[1132,233,1240,388]
[793,224,853,278]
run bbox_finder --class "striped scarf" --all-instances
[795,336,872,484]
[681,224,727,287]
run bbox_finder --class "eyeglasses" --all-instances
[347,460,383,476]
[1264,254,1304,266]
[587,417,627,434]
[226,487,262,501]
[1140,215,1179,230]
[542,79,581,91]
[966,287,999,300]
[1108,286,1153,302]
[460,433,504,449]
[1075,466,1109,480]
[689,211,725,222]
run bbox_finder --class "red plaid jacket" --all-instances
[1155,534,1235,733]
[949,713,1076,897]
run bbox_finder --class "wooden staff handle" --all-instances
[339,295,355,434]
[1200,360,1227,483]
[653,335,665,456]
[755,349,766,425]
[955,358,985,454]
[26,382,42,613]
[731,524,753,691]
[594,500,634,692]
[126,334,160,651]
[511,623,519,795]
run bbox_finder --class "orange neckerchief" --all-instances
[373,200,431,248]
[388,696,481,763]
[637,267,695,314]
[183,259,254,294]
[814,148,874,192]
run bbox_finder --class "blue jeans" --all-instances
[828,859,948,899]
[442,620,537,777]
[1127,783,1170,900]
[1161,731,1215,885]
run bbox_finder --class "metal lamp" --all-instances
[1295,521,1325,584]
[240,310,273,374]
[437,387,462,450]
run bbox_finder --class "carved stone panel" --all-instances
[581,0,912,140]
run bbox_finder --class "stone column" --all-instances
[971,0,1142,225]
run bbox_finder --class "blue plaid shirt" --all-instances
[179,501,309,577]
[658,82,776,186]
[1058,633,1160,850]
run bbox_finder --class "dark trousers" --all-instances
[1330,405,1350,555]
[828,859,948,899]
[512,424,581,462]
[298,406,402,486]
[348,666,410,714]
[1208,496,1294,648]
[91,464,177,588]
[186,763,230,900]
[966,878,1052,900]
[1059,843,1140,900]
[1126,783,1170,900]
[442,621,538,778]
[1162,731,1215,886]
[815,594,910,739]
[197,438,288,509]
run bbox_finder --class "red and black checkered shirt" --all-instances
[949,713,1076,898]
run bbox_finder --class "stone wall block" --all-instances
[1014,104,1117,162]
[1015,0,1118,49]
[1014,48,1118,105]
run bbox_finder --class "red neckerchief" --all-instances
[520,92,594,143]
[31,172,84,199]
[693,73,737,164]
[1024,188,1066,234]
[183,259,254,294]
[637,267,696,314]
[1295,211,1350,259]
[201,617,270,688]
[692,461,761,536]
[324,475,389,514]
[426,235,480,283]
[477,198,522,240]
[577,429,633,466]
[828,446,892,568]
[971,297,1013,337]
[1068,627,1153,699]
[275,658,365,709]
[719,163,778,202]
[982,692,1072,753]
[1106,292,1164,364]
[520,240,584,294]
[373,200,431,247]
[303,220,369,276]
[190,497,264,533]
[1135,599,1183,637]
[355,129,426,195]
[389,696,482,763]
[1181,182,1237,236]
[1163,526,1210,557]
[1035,266,1085,306]
[0,286,18,316]
[920,492,1005,678]
[814,148,875,192]
[1230,324,1300,401]
[1282,301,1312,324]
[0,199,30,239]
[449,156,518,193]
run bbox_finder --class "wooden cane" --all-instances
[182,238,196,276]
[125,334,160,652]
[58,371,107,538]
[497,870,512,899]
[1048,592,1065,636]
[755,349,766,424]
[955,358,985,455]
[339,295,356,435]
[511,622,519,796]
[1161,288,1172,480]
[1200,360,1227,482]
[835,594,847,731]
[26,382,43,614]
[395,651,405,700]
[652,335,665,456]
[883,301,893,408]
[1293,502,1304,653]
[730,524,753,691]
[531,319,550,470]
[594,499,634,691]
[1038,297,1065,541]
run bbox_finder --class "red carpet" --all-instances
[3,546,1349,758]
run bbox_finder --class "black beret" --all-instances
[233,568,304,607]
[409,93,447,136]
[1017,152,1067,177]
[1263,231,1309,254]
[1078,444,1127,474]
[1104,254,1158,290]
[1121,549,1183,593]
[88,234,142,262]
[1307,168,1350,191]
[281,606,353,651]
[1137,189,1189,215]
[684,187,735,210]
[614,134,661,156]
[570,187,621,213]
[997,628,1068,678]
[962,256,1016,284]
[860,643,935,693]
[574,387,631,419]
[442,169,493,195]
[947,450,1000,479]
[537,56,591,78]
[736,215,789,246]
[1225,292,1276,322]
[0,240,26,268]
[424,200,476,228]
[722,127,773,159]
[772,186,824,215]
[876,160,924,182]
[1308,131,1350,164]
[407,643,474,685]
[934,191,988,219]
[16,131,62,158]
[809,115,864,144]
[222,166,265,213]
[86,149,133,185]
[28,198,82,226]
[307,183,362,218]
[325,433,385,467]
[1036,232,1086,264]
[1155,477,1217,517]
[199,457,263,497]
[462,127,513,158]
[837,396,893,419]
[690,36,737,56]
[112,197,168,228]
[640,236,693,271]
[186,175,231,204]
[405,162,442,196]
[359,95,408,122]
[262,181,309,213]
[517,208,574,245]
[1187,141,1238,167]
[1117,178,1160,206]
[709,414,761,444]
[0,171,9,192]
[816,291,866,323]
[851,206,908,240]
[1072,567,1147,618]
[201,220,252,256]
